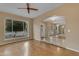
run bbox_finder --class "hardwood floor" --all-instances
[0,40,79,56]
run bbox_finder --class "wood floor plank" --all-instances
[0,40,79,56]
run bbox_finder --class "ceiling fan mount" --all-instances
[18,3,38,14]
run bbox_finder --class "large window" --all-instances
[53,24,64,35]
[5,19,29,39]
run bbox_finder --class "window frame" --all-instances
[4,17,29,40]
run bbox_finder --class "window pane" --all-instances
[6,19,12,32]
[5,19,13,38]
[24,22,27,31]
[13,21,23,32]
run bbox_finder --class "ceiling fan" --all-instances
[18,3,38,14]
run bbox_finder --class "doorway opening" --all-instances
[43,16,66,46]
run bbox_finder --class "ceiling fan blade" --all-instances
[26,3,29,8]
[18,8,27,9]
[27,8,30,14]
[26,3,30,14]
[29,8,38,11]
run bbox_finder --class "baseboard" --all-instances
[38,40,79,53]
[64,47,79,52]
[0,39,30,46]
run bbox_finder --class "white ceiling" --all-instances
[0,3,63,18]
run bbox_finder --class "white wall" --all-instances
[33,20,40,40]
